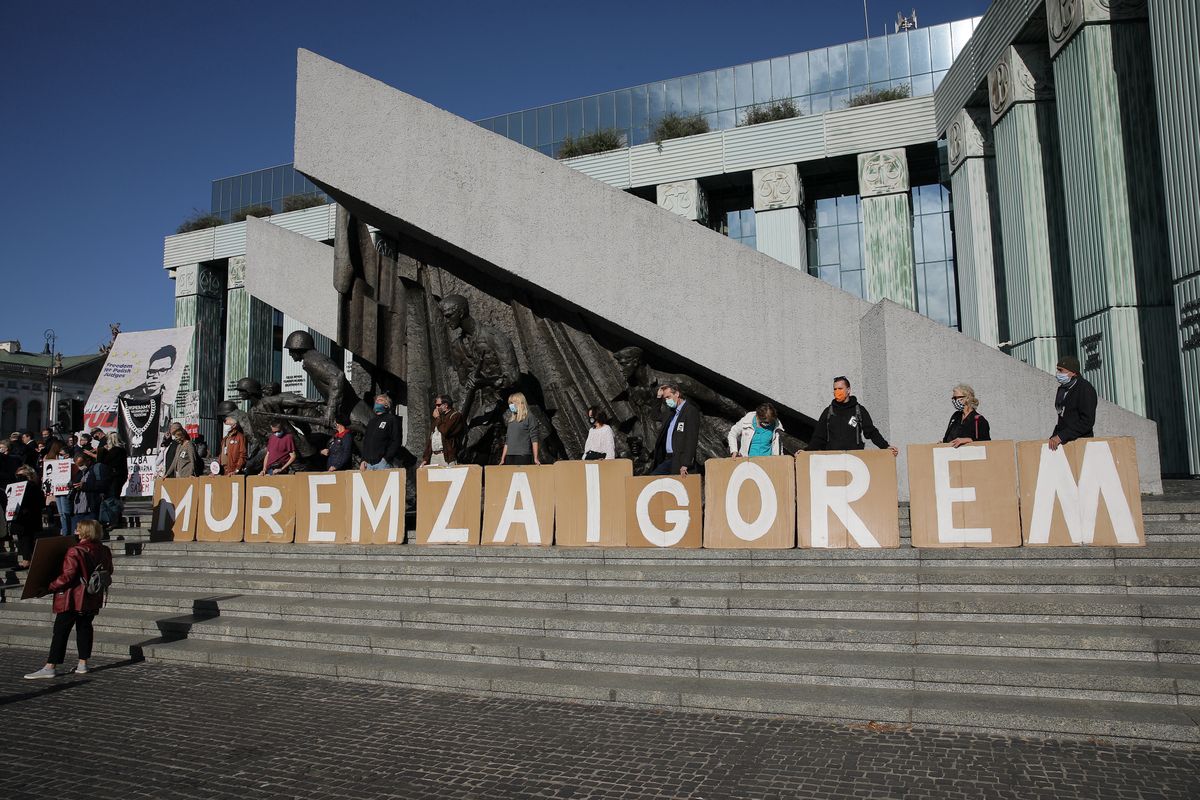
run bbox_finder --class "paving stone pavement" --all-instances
[0,646,1197,800]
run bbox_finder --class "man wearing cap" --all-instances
[1049,355,1097,451]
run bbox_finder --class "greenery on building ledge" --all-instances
[282,192,328,212]
[847,84,911,108]
[652,112,710,145]
[176,210,225,234]
[739,98,801,127]
[231,204,275,223]
[557,129,626,159]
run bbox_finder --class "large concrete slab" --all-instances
[291,50,1161,494]
[244,216,338,341]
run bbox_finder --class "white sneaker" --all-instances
[74,664,90,675]
[23,666,58,680]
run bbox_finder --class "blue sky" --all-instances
[0,0,989,355]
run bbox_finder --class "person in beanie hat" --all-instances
[1049,354,1097,451]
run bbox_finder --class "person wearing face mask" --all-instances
[500,392,542,465]
[942,385,991,448]
[583,407,616,460]
[322,416,355,471]
[219,417,248,475]
[421,395,466,467]
[164,429,200,479]
[806,376,898,455]
[1049,355,1097,451]
[651,382,702,475]
[728,403,785,458]
[360,394,403,471]
[261,422,297,475]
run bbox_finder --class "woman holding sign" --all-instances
[942,385,991,448]
[10,465,44,569]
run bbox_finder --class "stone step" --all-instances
[6,592,1200,662]
[66,635,1200,747]
[2,617,1196,708]
[99,571,1200,624]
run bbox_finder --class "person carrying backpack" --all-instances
[24,519,114,679]
[805,375,898,456]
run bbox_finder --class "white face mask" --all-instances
[222,424,232,437]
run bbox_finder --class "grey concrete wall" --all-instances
[292,50,1163,495]
[244,216,338,342]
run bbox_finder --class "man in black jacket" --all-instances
[651,382,702,475]
[806,376,898,455]
[1049,355,1097,451]
[360,394,403,471]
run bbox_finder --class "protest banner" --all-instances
[796,450,900,548]
[907,441,1022,548]
[703,456,796,549]
[625,475,702,548]
[553,459,633,547]
[414,465,482,545]
[151,478,198,541]
[5,481,27,522]
[482,465,555,546]
[244,475,298,544]
[42,460,72,497]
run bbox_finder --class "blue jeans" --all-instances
[55,496,73,535]
[366,459,391,471]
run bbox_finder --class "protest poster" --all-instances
[42,460,73,497]
[5,481,27,522]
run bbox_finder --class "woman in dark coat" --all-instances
[24,519,114,679]
[11,465,45,569]
[943,384,991,447]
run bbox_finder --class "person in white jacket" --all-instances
[583,407,616,460]
[728,403,784,457]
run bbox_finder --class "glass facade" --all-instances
[725,209,757,250]
[477,19,977,157]
[210,164,328,222]
[806,184,958,328]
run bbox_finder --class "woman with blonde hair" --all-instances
[499,392,542,465]
[24,519,114,679]
[943,384,991,447]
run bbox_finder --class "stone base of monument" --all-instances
[1,494,1199,748]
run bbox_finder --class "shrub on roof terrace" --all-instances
[231,204,276,223]
[175,210,225,234]
[739,98,801,126]
[282,192,328,212]
[557,129,627,159]
[652,112,710,146]
[847,84,911,108]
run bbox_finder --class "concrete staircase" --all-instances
[3,495,1200,748]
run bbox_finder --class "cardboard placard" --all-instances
[553,459,633,547]
[1018,437,1145,547]
[907,441,1022,548]
[625,475,702,548]
[482,465,555,546]
[295,472,351,544]
[152,478,198,541]
[796,450,899,549]
[5,481,26,521]
[347,469,407,545]
[195,477,246,543]
[43,460,72,496]
[21,535,78,600]
[244,475,297,544]
[414,465,482,545]
[703,456,797,549]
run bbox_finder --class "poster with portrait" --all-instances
[5,481,27,522]
[83,327,194,457]
[41,459,73,497]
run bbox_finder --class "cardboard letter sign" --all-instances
[553,459,633,546]
[703,457,796,548]
[796,451,899,548]
[414,465,482,545]
[349,469,406,544]
[196,477,246,542]
[152,478,197,541]
[1018,437,1144,546]
[625,475,702,548]
[245,475,297,543]
[295,473,349,544]
[483,465,555,545]
[907,441,1021,547]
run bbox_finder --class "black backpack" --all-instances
[82,548,112,597]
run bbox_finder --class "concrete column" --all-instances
[223,256,275,407]
[173,262,225,447]
[1149,0,1200,475]
[656,180,708,224]
[988,44,1075,373]
[857,148,916,308]
[1049,0,1187,473]
[751,165,806,270]
[947,108,1006,346]
[281,314,332,402]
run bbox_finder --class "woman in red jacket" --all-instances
[24,519,114,679]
